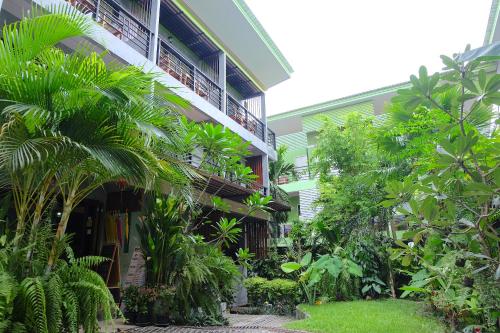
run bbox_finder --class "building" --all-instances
[267,83,409,239]
[0,0,292,298]
[268,0,500,241]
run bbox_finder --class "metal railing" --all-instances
[157,39,222,110]
[267,128,276,150]
[184,153,267,195]
[227,95,265,141]
[68,0,151,57]
[277,165,314,185]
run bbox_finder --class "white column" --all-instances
[0,0,3,12]
[148,0,161,63]
[262,154,270,195]
[218,51,227,113]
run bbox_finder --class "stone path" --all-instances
[123,314,304,333]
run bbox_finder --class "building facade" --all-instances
[0,0,292,299]
[268,0,500,240]
[267,83,409,240]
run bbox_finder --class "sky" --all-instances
[246,1,493,116]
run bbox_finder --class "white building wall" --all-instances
[299,187,320,221]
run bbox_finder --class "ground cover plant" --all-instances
[285,299,446,333]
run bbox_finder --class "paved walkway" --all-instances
[122,314,304,333]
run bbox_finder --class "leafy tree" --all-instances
[381,51,500,330]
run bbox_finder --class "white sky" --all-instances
[246,1,493,116]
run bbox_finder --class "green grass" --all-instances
[285,299,446,333]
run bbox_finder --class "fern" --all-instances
[61,288,78,333]
[45,274,62,333]
[19,277,48,333]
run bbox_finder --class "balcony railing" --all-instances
[69,0,151,57]
[69,0,269,145]
[157,39,222,110]
[184,153,267,195]
[277,165,313,185]
[267,128,276,150]
[227,95,265,141]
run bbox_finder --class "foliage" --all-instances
[347,231,392,298]
[281,249,362,304]
[249,249,290,280]
[137,195,241,324]
[0,7,191,270]
[0,225,117,333]
[243,277,301,315]
[380,50,500,331]
[286,300,446,333]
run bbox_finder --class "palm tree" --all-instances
[269,145,297,202]
[0,5,191,262]
[268,145,297,237]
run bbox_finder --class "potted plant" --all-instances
[153,285,174,326]
[135,287,155,326]
[122,286,140,324]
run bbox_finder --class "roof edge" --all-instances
[172,0,266,92]
[268,81,411,122]
[232,0,294,75]
[484,0,500,45]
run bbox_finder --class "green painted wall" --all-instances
[302,101,373,133]
[275,101,374,165]
[288,196,300,221]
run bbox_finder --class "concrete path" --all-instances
[121,314,304,333]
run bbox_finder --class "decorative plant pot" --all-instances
[154,315,169,327]
[135,313,151,326]
[124,311,137,324]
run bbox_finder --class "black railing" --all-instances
[157,39,222,110]
[227,95,265,141]
[69,0,151,57]
[267,128,276,150]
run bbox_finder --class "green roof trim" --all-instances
[171,0,266,92]
[232,0,294,75]
[279,179,317,193]
[268,81,410,122]
[484,0,500,45]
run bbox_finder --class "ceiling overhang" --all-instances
[173,0,292,91]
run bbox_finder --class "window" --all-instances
[298,204,301,216]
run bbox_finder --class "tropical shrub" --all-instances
[281,250,363,304]
[137,195,241,324]
[380,50,500,331]
[0,225,117,333]
[244,277,301,315]
[249,249,290,280]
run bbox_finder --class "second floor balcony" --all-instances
[277,165,315,185]
[67,0,276,150]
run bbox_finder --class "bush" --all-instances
[244,277,301,315]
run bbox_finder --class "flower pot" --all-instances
[154,314,169,327]
[124,311,137,324]
[135,313,151,326]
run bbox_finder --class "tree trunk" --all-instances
[46,191,75,269]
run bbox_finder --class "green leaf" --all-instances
[464,182,494,196]
[347,261,363,277]
[462,78,478,93]
[300,252,312,267]
[440,55,460,71]
[281,262,302,273]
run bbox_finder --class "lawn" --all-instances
[285,299,446,333]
